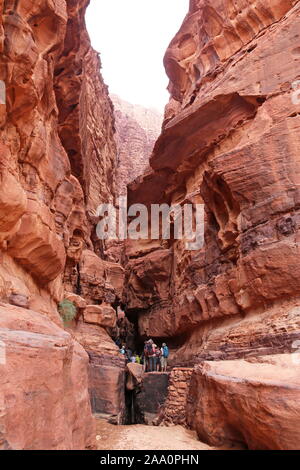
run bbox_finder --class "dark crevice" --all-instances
[76,262,81,295]
[124,388,145,425]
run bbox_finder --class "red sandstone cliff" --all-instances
[0,0,125,449]
[124,0,300,450]
[111,94,162,195]
[1,0,300,452]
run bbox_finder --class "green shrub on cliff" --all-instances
[58,299,77,325]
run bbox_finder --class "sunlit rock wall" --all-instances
[0,0,123,449]
[111,93,162,196]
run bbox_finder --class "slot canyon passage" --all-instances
[0,0,300,452]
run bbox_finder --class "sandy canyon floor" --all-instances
[96,419,241,451]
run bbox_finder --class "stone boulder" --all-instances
[83,304,117,329]
[126,362,144,391]
[136,372,170,417]
[0,303,95,450]
[69,322,126,423]
[186,355,300,450]
[64,292,87,310]
[79,250,125,304]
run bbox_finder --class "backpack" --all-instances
[163,346,169,358]
[144,343,153,357]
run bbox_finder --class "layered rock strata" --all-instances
[0,304,95,450]
[186,355,300,450]
[111,94,162,196]
[0,0,125,448]
[124,0,300,449]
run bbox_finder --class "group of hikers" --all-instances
[143,339,169,373]
[117,338,169,373]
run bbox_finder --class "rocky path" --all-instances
[96,419,230,451]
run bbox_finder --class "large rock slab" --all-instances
[136,372,170,416]
[126,362,144,391]
[186,355,300,450]
[83,304,117,329]
[70,322,126,423]
[0,303,95,450]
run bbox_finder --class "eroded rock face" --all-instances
[83,304,117,329]
[125,0,300,348]
[124,0,300,449]
[0,0,124,448]
[69,321,126,422]
[186,355,300,450]
[137,372,170,417]
[112,94,162,196]
[0,304,95,450]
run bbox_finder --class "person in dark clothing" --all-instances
[126,348,133,359]
[147,340,156,372]
[124,347,132,364]
[143,340,151,372]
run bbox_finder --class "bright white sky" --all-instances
[86,0,189,111]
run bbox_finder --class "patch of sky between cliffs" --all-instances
[85,0,189,111]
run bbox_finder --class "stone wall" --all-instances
[158,368,193,426]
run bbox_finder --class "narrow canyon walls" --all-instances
[0,0,299,451]
[124,0,300,449]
